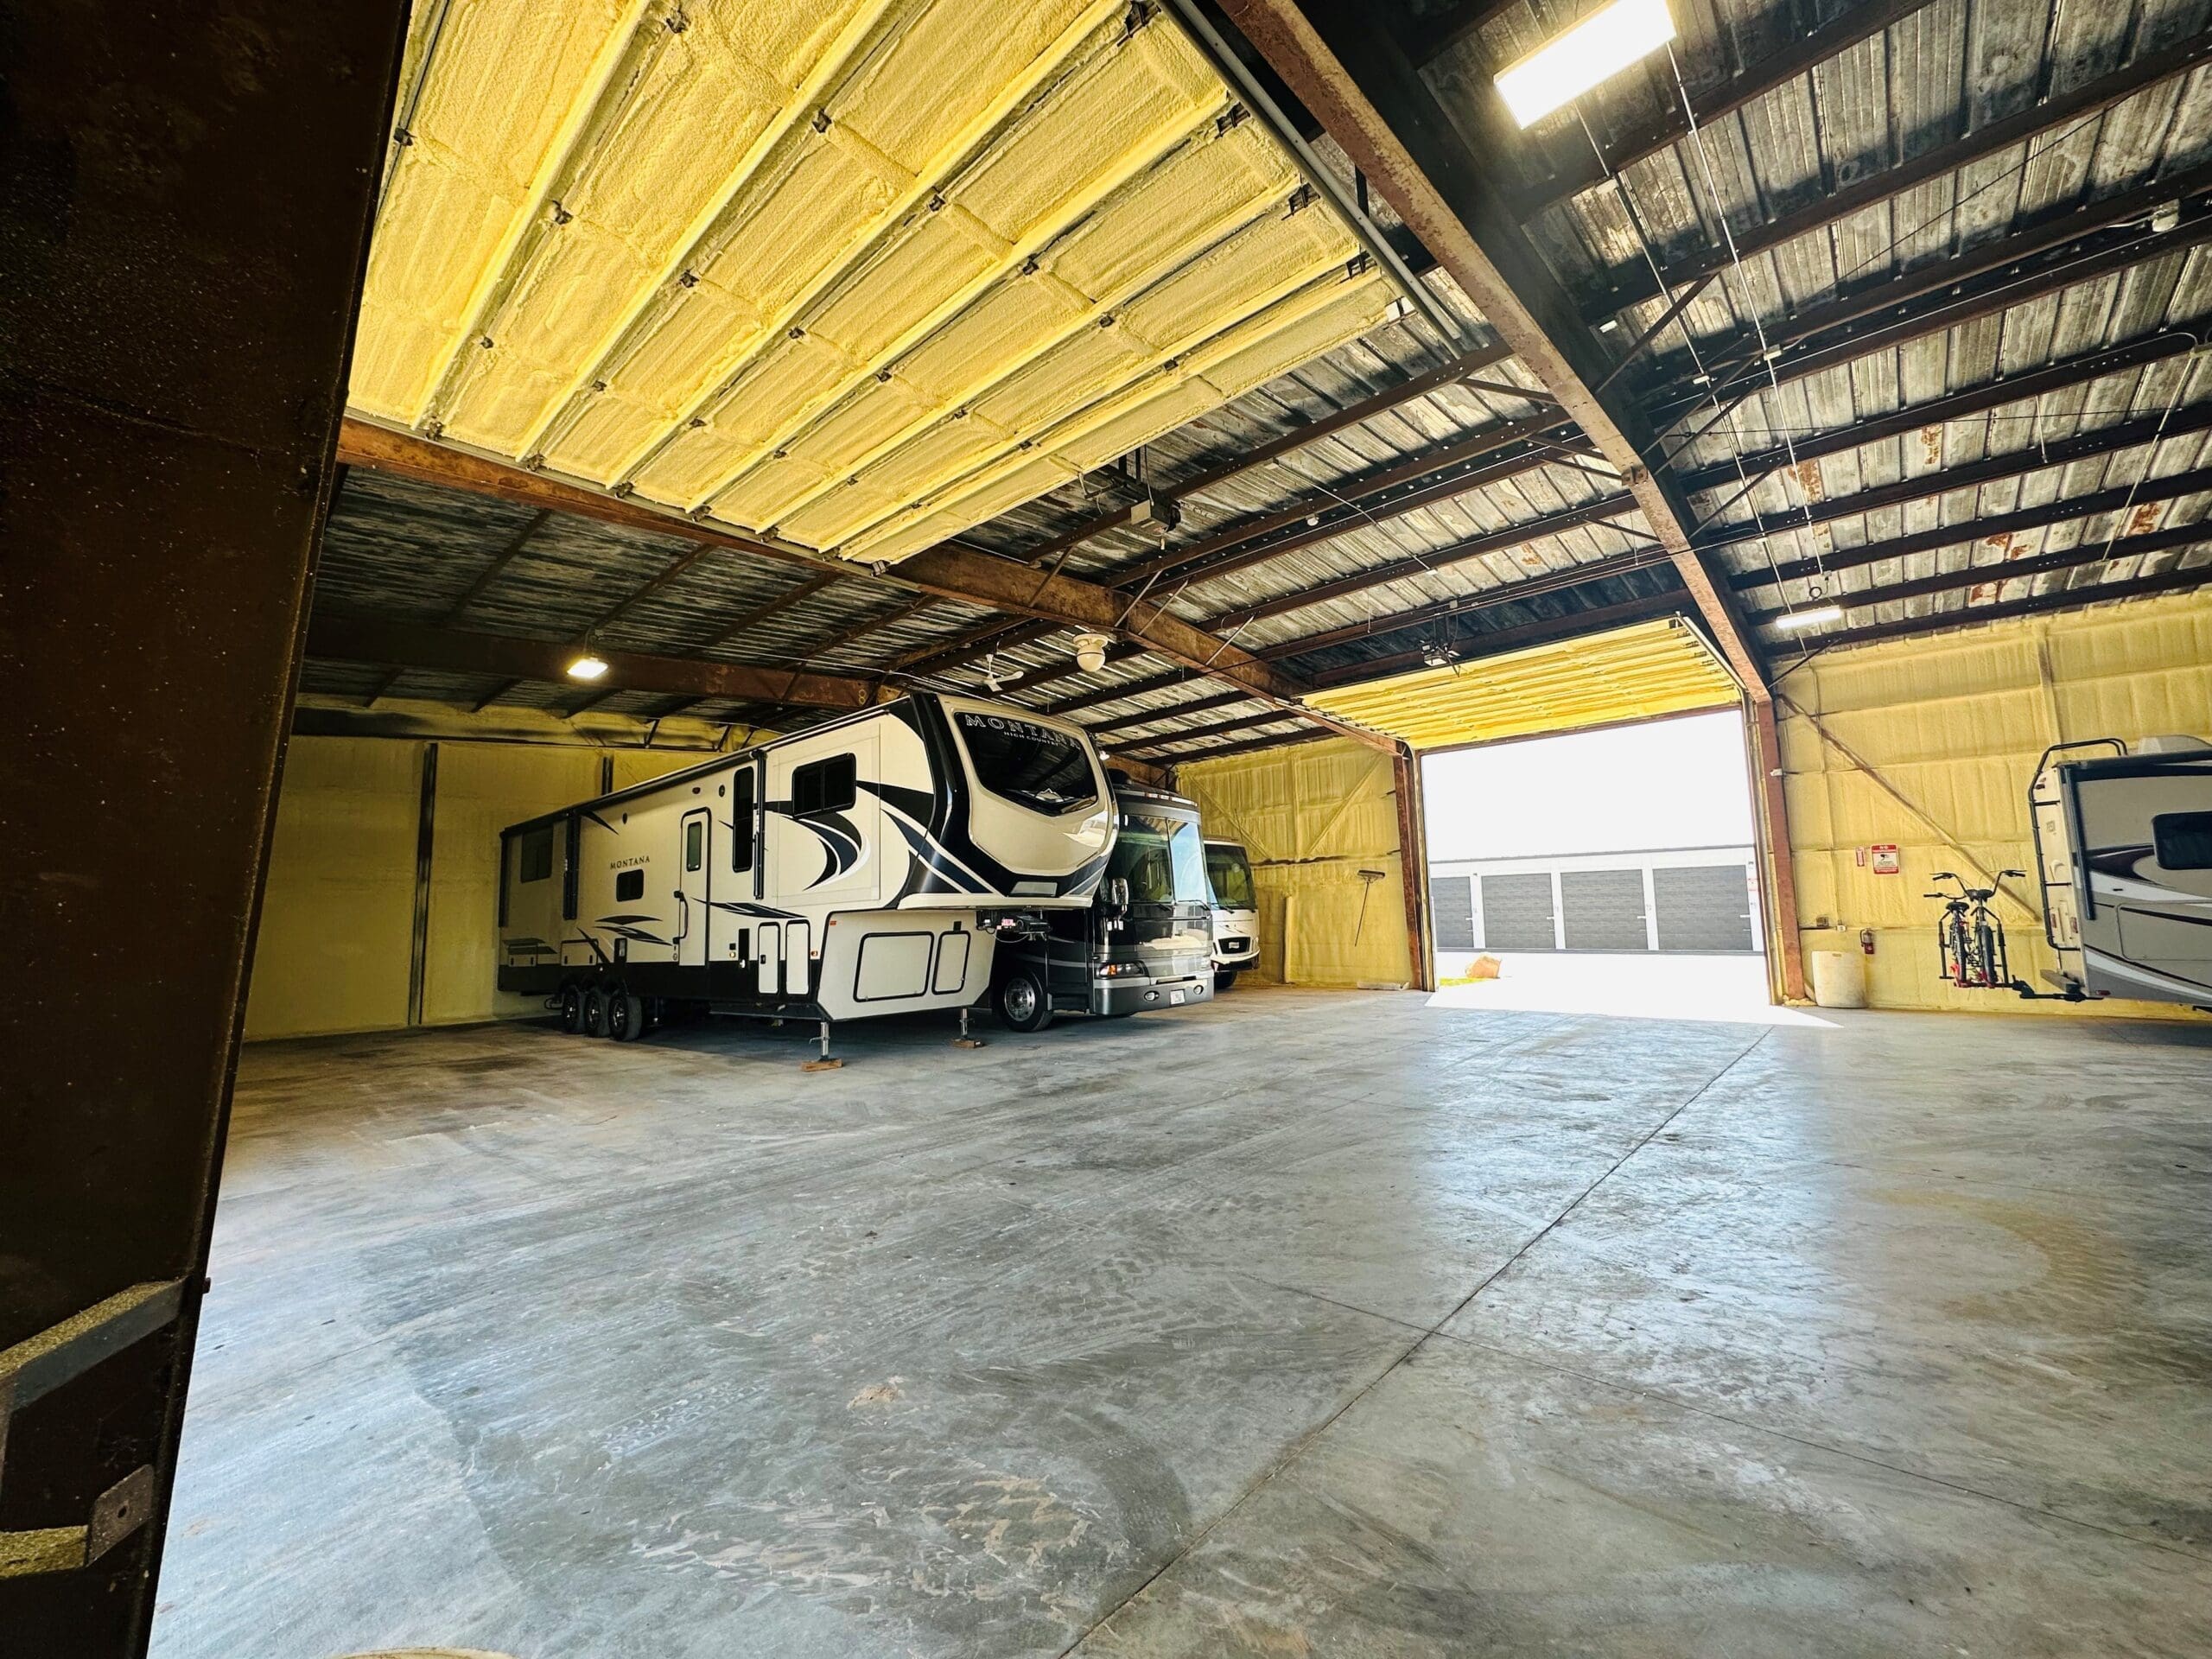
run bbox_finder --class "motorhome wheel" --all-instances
[582,984,610,1039]
[558,983,582,1033]
[995,965,1052,1033]
[1213,969,1236,993]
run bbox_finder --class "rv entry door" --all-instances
[677,808,711,968]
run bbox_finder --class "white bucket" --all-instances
[1809,948,1867,1009]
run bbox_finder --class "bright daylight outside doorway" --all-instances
[1422,709,1818,1025]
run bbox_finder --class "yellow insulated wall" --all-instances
[1777,592,2212,1019]
[1176,738,1415,988]
[246,736,705,1040]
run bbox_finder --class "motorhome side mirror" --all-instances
[1105,876,1129,912]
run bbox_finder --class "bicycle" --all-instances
[1925,870,2026,990]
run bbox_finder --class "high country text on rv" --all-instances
[497,693,1114,1037]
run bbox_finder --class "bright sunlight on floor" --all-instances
[1430,950,1836,1027]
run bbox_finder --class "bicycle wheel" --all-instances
[1974,920,1997,989]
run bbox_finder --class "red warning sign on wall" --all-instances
[1870,844,1900,875]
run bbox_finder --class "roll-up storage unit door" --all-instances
[1480,873,1555,950]
[1653,864,1756,951]
[1560,868,1647,950]
[1430,876,1475,950]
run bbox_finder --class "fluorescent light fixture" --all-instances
[566,652,610,680]
[1495,0,1678,128]
[1772,603,1845,632]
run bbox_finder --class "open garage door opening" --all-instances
[1421,709,1796,1024]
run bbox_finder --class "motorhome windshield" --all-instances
[1110,813,1209,904]
[1206,843,1255,908]
[954,710,1098,814]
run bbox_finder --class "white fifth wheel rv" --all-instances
[2030,734,2212,1009]
[497,692,1115,1053]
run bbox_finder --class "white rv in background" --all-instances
[2031,735,2212,1008]
[497,692,1114,1046]
[1205,838,1259,990]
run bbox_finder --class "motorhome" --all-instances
[988,779,1215,1030]
[1205,837,1260,991]
[496,693,1114,1051]
[2029,734,2212,1008]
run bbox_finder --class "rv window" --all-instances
[1206,843,1256,908]
[615,868,645,903]
[793,753,855,815]
[2153,811,2212,870]
[1109,814,1210,906]
[731,768,756,872]
[518,826,555,883]
[684,818,704,872]
[954,710,1097,813]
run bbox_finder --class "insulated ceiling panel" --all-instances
[353,0,1394,563]
[1304,617,1742,749]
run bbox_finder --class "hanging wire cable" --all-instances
[1662,43,1836,616]
[2085,328,2202,568]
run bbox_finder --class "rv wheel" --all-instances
[1213,969,1236,993]
[995,966,1053,1033]
[607,982,645,1042]
[558,983,583,1033]
[582,984,610,1039]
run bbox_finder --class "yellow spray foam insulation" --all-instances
[1306,618,1742,751]
[676,36,1230,524]
[352,0,1390,560]
[839,258,1389,559]
[731,125,1289,533]
[845,273,1395,562]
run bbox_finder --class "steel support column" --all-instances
[1747,697,1808,1003]
[1393,744,1434,992]
[0,4,410,1651]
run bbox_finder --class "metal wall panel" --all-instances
[1479,872,1556,950]
[1560,868,1648,950]
[1429,874,1475,950]
[1654,864,1756,952]
[1777,593,2212,1016]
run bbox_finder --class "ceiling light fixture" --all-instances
[566,651,610,680]
[1772,603,1845,632]
[1071,632,1112,674]
[1495,0,1677,128]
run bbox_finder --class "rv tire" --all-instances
[559,983,583,1033]
[995,965,1052,1033]
[1214,969,1236,993]
[608,982,645,1041]
[582,983,611,1039]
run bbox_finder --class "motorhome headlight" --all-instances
[1096,962,1143,978]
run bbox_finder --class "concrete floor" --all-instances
[156,989,2212,1657]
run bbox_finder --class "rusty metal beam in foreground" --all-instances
[336,419,1311,707]
[1212,0,1771,697]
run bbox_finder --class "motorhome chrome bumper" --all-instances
[1094,973,1212,1016]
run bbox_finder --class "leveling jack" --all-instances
[953,1005,987,1050]
[801,1019,843,1072]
